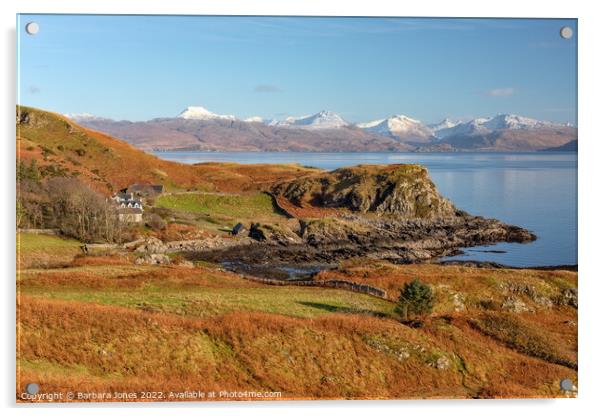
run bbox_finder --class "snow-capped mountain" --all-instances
[433,114,562,139]
[66,104,576,153]
[271,111,349,129]
[432,119,487,139]
[482,114,557,130]
[428,118,460,134]
[357,115,434,143]
[177,106,236,121]
[244,116,265,123]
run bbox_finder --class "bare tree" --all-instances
[18,177,127,243]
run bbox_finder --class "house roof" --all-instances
[127,183,164,194]
[119,199,142,204]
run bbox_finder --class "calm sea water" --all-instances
[154,151,577,267]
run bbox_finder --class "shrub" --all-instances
[17,160,41,182]
[397,278,434,321]
[40,146,56,158]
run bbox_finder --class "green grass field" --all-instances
[154,191,286,230]
[156,192,276,217]
[18,233,80,252]
[17,233,81,269]
[19,264,397,320]
[17,233,395,321]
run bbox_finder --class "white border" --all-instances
[2,1,601,415]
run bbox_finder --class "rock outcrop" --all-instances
[134,237,167,254]
[128,236,254,255]
[249,223,303,245]
[557,288,578,308]
[272,164,457,220]
[135,253,171,265]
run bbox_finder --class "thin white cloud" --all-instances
[254,84,282,93]
[485,87,516,97]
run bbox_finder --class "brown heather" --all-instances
[17,296,576,401]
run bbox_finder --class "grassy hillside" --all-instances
[316,260,578,371]
[154,192,286,230]
[17,233,577,401]
[19,267,396,319]
[17,233,81,269]
[17,106,319,194]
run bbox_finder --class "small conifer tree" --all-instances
[397,278,434,321]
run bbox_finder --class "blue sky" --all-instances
[17,15,577,124]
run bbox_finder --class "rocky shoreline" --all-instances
[185,212,535,270]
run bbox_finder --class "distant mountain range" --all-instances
[66,106,577,152]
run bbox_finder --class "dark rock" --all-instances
[231,222,246,236]
[249,223,267,241]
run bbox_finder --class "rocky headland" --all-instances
[186,164,536,269]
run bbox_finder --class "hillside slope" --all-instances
[16,106,319,194]
[439,127,577,151]
[542,139,578,152]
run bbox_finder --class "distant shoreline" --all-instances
[439,260,577,272]
[150,149,578,154]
